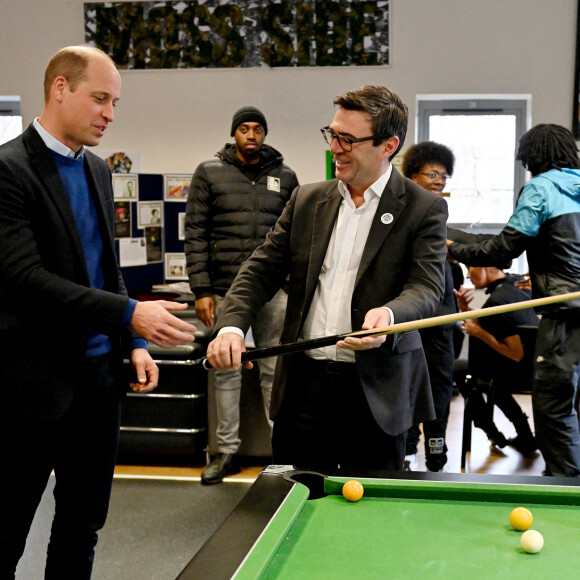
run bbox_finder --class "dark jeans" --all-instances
[407,326,455,470]
[272,354,406,473]
[0,354,121,579]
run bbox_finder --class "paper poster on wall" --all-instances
[145,226,163,263]
[113,173,138,200]
[165,253,187,280]
[114,201,131,238]
[137,201,163,228]
[164,174,191,201]
[94,149,142,173]
[119,237,147,267]
[178,212,186,240]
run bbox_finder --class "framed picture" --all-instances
[164,174,191,201]
[137,201,163,228]
[145,226,163,263]
[178,212,186,240]
[165,253,187,280]
[114,201,131,238]
[113,174,138,200]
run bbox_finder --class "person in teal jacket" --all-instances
[448,124,580,477]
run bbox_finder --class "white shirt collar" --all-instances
[33,118,84,159]
[337,162,393,201]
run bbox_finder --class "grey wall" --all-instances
[0,0,576,183]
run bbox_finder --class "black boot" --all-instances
[508,415,537,455]
[201,453,241,485]
[470,392,508,448]
[485,424,509,449]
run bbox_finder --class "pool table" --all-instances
[177,466,580,579]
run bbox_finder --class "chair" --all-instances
[460,324,538,470]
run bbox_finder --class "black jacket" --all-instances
[0,125,134,420]
[214,171,448,434]
[185,143,299,298]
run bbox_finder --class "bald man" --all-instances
[0,46,196,578]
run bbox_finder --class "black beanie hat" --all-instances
[230,106,268,136]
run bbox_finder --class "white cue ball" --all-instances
[520,529,544,553]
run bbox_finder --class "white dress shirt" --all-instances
[33,118,84,158]
[218,166,395,360]
[301,165,394,362]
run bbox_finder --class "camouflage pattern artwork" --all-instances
[84,1,390,69]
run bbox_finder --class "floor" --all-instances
[115,391,545,481]
[15,392,545,579]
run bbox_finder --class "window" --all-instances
[416,96,530,228]
[0,96,22,146]
[416,96,530,276]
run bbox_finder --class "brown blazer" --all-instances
[215,168,448,436]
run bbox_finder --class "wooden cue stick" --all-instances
[200,290,580,369]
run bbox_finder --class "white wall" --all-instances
[0,0,577,183]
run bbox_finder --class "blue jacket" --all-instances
[449,168,580,314]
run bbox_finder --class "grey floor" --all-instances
[15,476,251,580]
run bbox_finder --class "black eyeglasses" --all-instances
[320,126,380,152]
[419,171,451,180]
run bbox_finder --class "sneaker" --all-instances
[427,467,447,473]
[201,453,241,485]
[488,431,508,449]
[402,454,418,471]
[508,435,538,456]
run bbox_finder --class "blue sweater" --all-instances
[51,151,143,356]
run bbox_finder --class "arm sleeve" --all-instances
[184,164,213,298]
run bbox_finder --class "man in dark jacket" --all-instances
[0,46,196,579]
[185,106,299,484]
[205,86,447,474]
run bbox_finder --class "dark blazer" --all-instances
[215,169,448,436]
[0,125,133,421]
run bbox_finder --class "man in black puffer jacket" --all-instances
[185,106,299,484]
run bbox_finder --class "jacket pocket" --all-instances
[393,330,422,354]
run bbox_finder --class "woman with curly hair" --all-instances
[401,142,457,471]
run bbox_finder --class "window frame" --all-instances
[416,95,530,231]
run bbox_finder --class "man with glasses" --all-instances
[205,86,448,473]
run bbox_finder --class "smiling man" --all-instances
[205,86,448,473]
[0,46,196,578]
[185,105,299,484]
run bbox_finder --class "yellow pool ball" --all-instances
[521,529,544,553]
[342,480,364,502]
[509,507,533,531]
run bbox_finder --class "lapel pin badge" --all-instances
[381,213,394,225]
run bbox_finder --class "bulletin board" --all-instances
[114,173,189,293]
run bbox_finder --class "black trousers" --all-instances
[406,325,455,470]
[272,353,406,473]
[0,354,121,580]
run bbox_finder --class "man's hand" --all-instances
[338,307,390,351]
[129,348,159,392]
[195,296,215,327]
[206,332,253,370]
[131,301,197,347]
